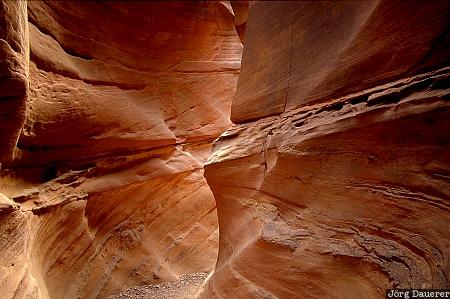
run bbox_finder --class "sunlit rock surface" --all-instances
[20,0,241,165]
[201,1,450,298]
[0,1,241,298]
[1,1,449,298]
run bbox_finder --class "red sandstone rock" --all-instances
[18,1,242,165]
[202,67,450,298]
[0,1,242,298]
[1,1,449,299]
[232,0,450,123]
[201,1,450,297]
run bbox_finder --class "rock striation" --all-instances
[0,0,28,163]
[232,0,450,123]
[200,1,450,298]
[1,1,449,299]
[1,1,242,298]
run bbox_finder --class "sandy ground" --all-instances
[105,273,208,299]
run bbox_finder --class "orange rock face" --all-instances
[1,1,449,299]
[1,1,241,298]
[200,1,450,298]
[232,0,450,123]
[20,0,241,165]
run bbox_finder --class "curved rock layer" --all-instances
[203,66,450,299]
[1,1,242,298]
[20,0,241,165]
[2,1,449,298]
[202,1,450,298]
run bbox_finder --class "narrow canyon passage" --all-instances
[1,1,243,298]
[1,1,449,299]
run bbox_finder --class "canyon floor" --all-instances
[106,273,208,299]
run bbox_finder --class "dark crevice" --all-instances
[349,94,369,105]
[292,119,306,127]
[41,165,59,182]
[315,101,345,113]
[430,74,450,90]
[401,78,433,96]
[367,91,402,106]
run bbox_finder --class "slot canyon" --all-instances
[0,1,449,298]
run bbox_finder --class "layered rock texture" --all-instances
[200,1,450,298]
[232,0,450,123]
[1,1,450,299]
[1,1,241,298]
[0,0,28,163]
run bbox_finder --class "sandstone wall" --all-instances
[0,0,28,163]
[2,1,449,298]
[201,1,450,298]
[232,0,450,123]
[0,1,242,298]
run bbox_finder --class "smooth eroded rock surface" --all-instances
[18,0,242,165]
[202,1,450,297]
[1,1,242,298]
[1,1,449,299]
[202,66,450,298]
[232,0,450,123]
